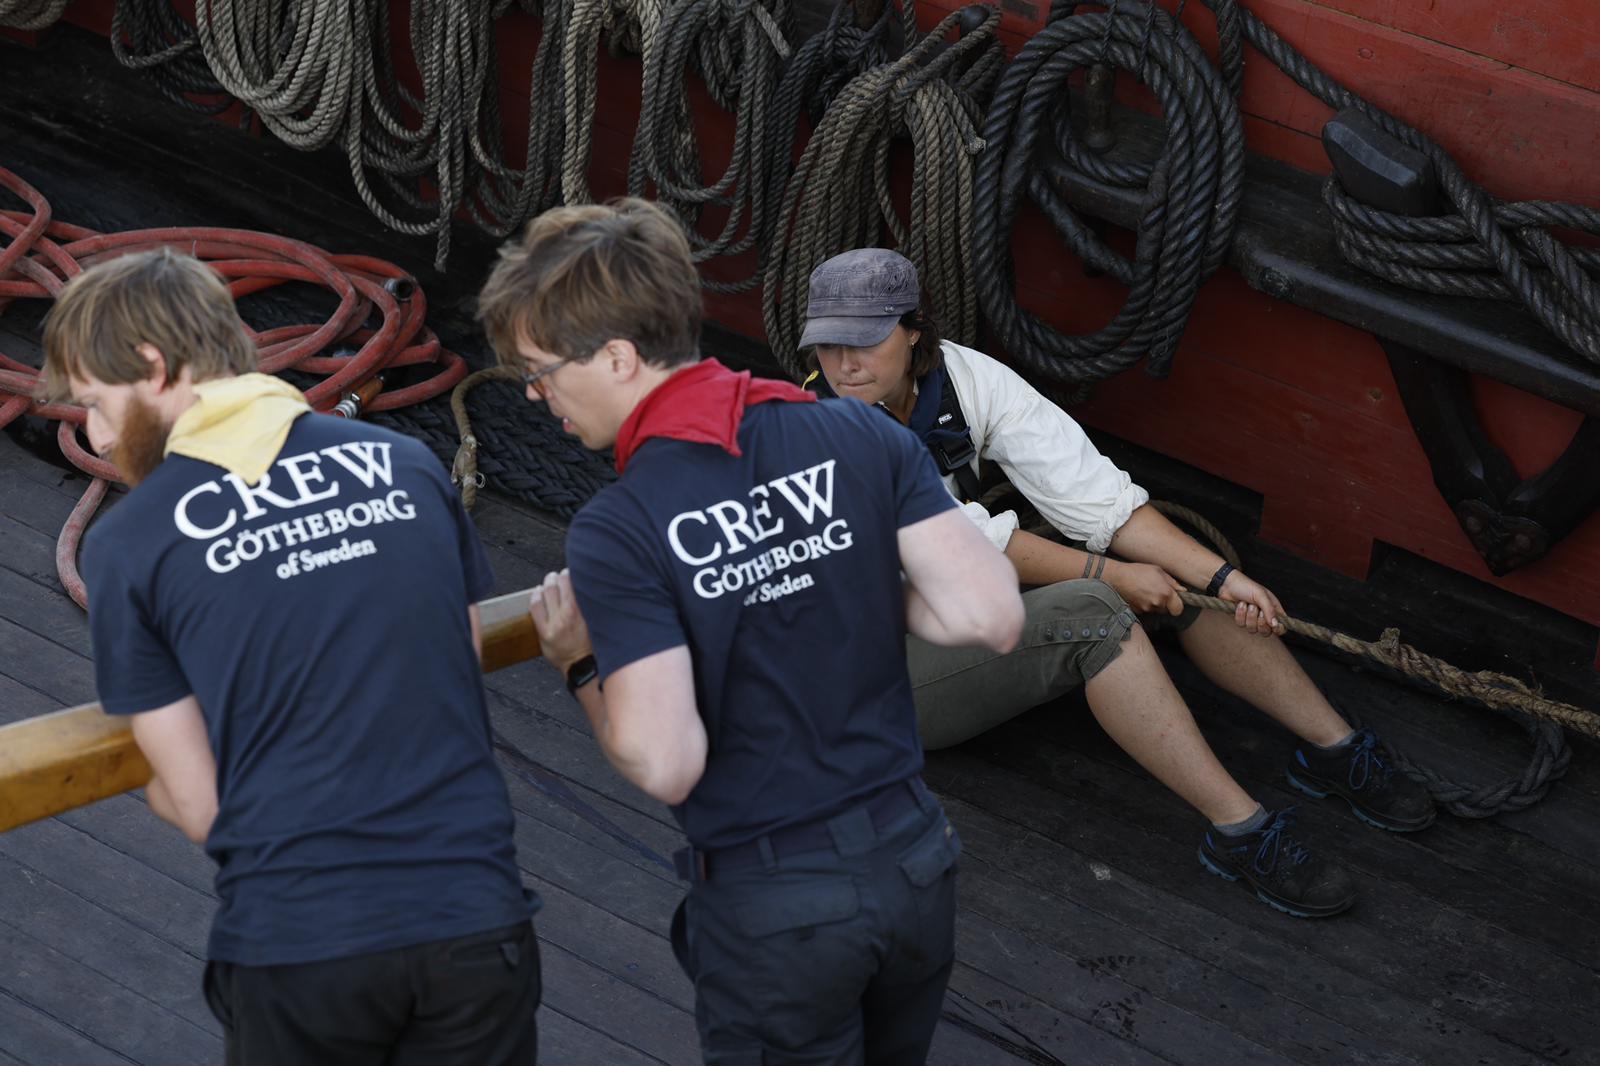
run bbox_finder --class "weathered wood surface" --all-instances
[4,19,1600,1065]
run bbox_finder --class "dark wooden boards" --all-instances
[4,18,1598,1065]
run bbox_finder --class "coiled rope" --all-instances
[191,0,514,268]
[1156,500,1578,818]
[975,0,1600,385]
[1188,0,1600,363]
[972,0,1243,384]
[111,0,241,116]
[0,0,66,31]
[764,3,1003,370]
[559,0,669,205]
[629,0,793,294]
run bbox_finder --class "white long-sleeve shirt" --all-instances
[937,340,1148,554]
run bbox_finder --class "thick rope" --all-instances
[191,0,513,268]
[764,3,1003,371]
[376,381,617,519]
[1191,0,1600,364]
[629,0,793,294]
[976,0,1600,386]
[467,0,567,239]
[1155,501,1578,818]
[111,0,242,116]
[0,0,67,30]
[559,0,670,205]
[972,0,1244,384]
[450,364,524,510]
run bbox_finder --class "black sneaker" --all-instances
[1287,728,1437,832]
[1198,807,1356,918]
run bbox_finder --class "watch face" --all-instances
[566,655,598,693]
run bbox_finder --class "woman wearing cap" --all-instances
[797,248,1436,919]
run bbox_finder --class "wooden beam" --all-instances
[0,587,543,834]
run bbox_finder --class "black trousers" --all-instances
[672,781,961,1065]
[204,920,541,1066]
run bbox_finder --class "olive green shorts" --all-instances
[907,579,1137,750]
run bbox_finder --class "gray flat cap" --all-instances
[798,248,920,349]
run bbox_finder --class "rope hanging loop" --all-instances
[973,0,1243,386]
[763,1,1004,370]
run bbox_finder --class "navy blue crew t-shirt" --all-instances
[567,397,957,850]
[81,413,536,967]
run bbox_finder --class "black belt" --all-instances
[674,777,928,883]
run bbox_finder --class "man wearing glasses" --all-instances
[477,199,1024,1064]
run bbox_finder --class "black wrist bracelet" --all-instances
[1205,563,1235,598]
[1092,554,1108,580]
[1081,553,1096,580]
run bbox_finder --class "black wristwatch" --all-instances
[564,654,599,695]
[1205,563,1236,598]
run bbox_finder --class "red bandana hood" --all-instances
[612,358,815,473]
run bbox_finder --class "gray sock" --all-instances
[1313,729,1358,752]
[1213,804,1269,836]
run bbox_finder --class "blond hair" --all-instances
[41,248,257,402]
[478,198,701,370]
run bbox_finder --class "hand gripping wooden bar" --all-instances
[0,587,542,834]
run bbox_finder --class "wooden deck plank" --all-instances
[927,744,1587,1064]
[955,859,1426,1065]
[942,798,1548,1066]
[1160,655,1600,965]
[0,562,92,661]
[927,1008,1073,1066]
[537,1005,669,1066]
[0,511,68,600]
[943,963,1178,1066]
[0,615,96,714]
[537,940,699,1066]
[0,853,214,1033]
[0,988,137,1066]
[0,919,219,1065]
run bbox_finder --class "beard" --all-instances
[110,395,173,487]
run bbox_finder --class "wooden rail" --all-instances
[0,587,542,834]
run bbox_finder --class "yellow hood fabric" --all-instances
[164,373,312,486]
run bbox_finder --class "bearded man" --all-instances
[41,248,542,1065]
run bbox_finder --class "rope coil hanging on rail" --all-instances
[629,0,794,294]
[189,0,517,268]
[972,0,1243,385]
[764,2,1003,370]
[0,0,66,30]
[558,0,669,205]
[1187,0,1600,364]
[110,0,242,116]
[975,0,1600,384]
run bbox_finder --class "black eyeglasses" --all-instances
[521,357,574,398]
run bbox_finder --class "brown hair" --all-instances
[40,248,257,402]
[478,198,702,370]
[901,308,945,380]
